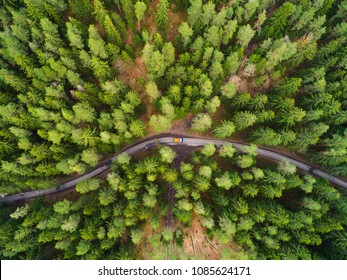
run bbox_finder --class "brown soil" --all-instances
[229,75,250,93]
[143,0,159,35]
[124,29,134,46]
[182,215,241,260]
[167,5,187,41]
[116,56,153,126]
[229,71,272,95]
[137,221,158,259]
[117,57,147,89]
[170,114,193,134]
[95,22,105,37]
[43,189,79,205]
[142,1,187,40]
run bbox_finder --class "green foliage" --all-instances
[191,113,212,132]
[201,143,216,157]
[1,0,347,262]
[221,81,236,99]
[10,204,30,219]
[178,22,193,46]
[145,81,161,101]
[237,25,255,48]
[155,0,169,32]
[131,229,144,244]
[159,146,176,164]
[76,178,101,194]
[214,121,236,139]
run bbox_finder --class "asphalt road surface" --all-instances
[1,135,347,204]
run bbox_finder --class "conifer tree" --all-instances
[155,0,169,32]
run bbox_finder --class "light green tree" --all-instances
[234,111,257,130]
[129,120,146,138]
[162,228,174,242]
[159,146,176,163]
[278,160,296,175]
[178,22,193,45]
[143,194,157,208]
[215,172,233,190]
[214,121,236,139]
[201,143,216,157]
[61,214,80,232]
[131,229,144,244]
[237,155,254,168]
[81,149,99,167]
[10,204,30,219]
[145,81,161,101]
[117,152,131,165]
[206,96,221,113]
[135,1,147,31]
[199,165,212,178]
[191,113,212,132]
[76,240,91,255]
[219,144,236,158]
[149,114,172,132]
[66,20,84,49]
[53,199,71,215]
[76,178,101,194]
[88,25,107,59]
[156,0,169,31]
[221,81,236,99]
[237,25,255,48]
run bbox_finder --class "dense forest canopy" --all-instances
[0,0,346,260]
[1,145,347,259]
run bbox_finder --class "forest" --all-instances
[0,0,346,259]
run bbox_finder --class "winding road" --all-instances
[1,134,347,204]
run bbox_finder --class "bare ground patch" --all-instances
[142,1,187,40]
[169,114,193,134]
[229,71,272,95]
[116,57,147,90]
[182,215,242,260]
[167,5,187,41]
[124,28,134,46]
[143,0,159,36]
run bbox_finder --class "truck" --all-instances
[173,138,184,143]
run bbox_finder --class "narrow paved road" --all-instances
[1,134,347,204]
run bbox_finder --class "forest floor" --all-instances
[117,57,147,90]
[167,4,187,42]
[169,114,194,134]
[142,0,187,41]
[182,215,242,259]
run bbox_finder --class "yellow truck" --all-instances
[173,138,184,143]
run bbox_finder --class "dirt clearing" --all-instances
[182,215,243,259]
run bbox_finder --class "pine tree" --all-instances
[155,0,169,32]
[268,2,294,36]
[221,81,236,99]
[178,22,193,46]
[214,121,236,139]
[191,113,212,132]
[145,81,161,101]
[159,146,176,164]
[205,25,222,47]
[233,111,257,130]
[88,25,107,59]
[187,0,202,28]
[120,0,136,30]
[149,114,172,132]
[135,1,147,32]
[237,25,255,48]
[103,15,123,47]
[81,149,99,167]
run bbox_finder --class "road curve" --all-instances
[1,135,347,204]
